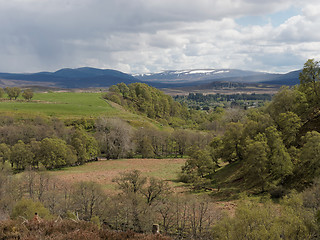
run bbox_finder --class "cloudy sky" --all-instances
[0,0,319,74]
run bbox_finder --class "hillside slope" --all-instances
[0,67,301,89]
[0,67,140,88]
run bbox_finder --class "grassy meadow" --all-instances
[49,158,186,193]
[0,92,116,118]
[0,91,173,131]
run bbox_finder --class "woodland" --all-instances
[1,59,320,239]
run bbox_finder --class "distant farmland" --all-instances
[0,92,114,118]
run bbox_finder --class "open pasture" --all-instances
[49,158,186,194]
[0,92,117,118]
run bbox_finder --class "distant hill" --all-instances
[260,70,301,86]
[0,67,140,88]
[135,69,267,83]
[135,68,301,87]
[0,67,301,89]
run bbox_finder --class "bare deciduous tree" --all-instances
[95,117,134,159]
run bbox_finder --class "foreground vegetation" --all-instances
[1,166,320,239]
[0,218,172,240]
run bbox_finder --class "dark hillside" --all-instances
[0,68,140,88]
[260,70,301,85]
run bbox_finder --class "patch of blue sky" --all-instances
[236,6,301,27]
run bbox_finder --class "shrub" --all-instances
[11,198,51,220]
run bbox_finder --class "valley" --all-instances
[0,60,319,239]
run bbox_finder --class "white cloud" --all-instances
[0,0,317,73]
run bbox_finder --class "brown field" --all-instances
[48,158,238,215]
[49,158,186,194]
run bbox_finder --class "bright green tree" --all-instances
[182,148,215,182]
[117,82,130,98]
[39,138,76,169]
[22,89,34,100]
[265,126,293,185]
[71,128,99,164]
[5,87,21,100]
[140,136,155,158]
[244,134,270,191]
[11,198,51,220]
[276,111,302,147]
[297,131,320,185]
[212,197,314,240]
[266,86,308,120]
[299,59,320,105]
[0,143,11,164]
[220,122,244,163]
[10,140,34,170]
[208,137,223,171]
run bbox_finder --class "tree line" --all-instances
[0,87,34,100]
[103,82,223,129]
[0,117,99,170]
[174,92,271,110]
[0,115,214,171]
[177,92,272,102]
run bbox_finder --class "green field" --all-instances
[0,92,170,130]
[0,92,115,118]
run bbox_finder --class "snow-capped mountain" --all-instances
[0,67,300,89]
[134,69,267,84]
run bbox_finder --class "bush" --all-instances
[11,198,51,220]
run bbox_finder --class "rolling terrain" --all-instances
[0,92,115,119]
[49,158,186,194]
[0,67,140,88]
[0,67,301,90]
[135,68,301,87]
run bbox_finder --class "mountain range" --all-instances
[0,68,138,88]
[0,67,301,89]
[135,69,301,87]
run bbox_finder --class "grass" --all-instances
[0,92,116,119]
[49,158,187,193]
[210,161,247,201]
[0,92,171,131]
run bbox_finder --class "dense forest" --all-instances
[1,59,320,239]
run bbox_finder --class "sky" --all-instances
[0,0,320,74]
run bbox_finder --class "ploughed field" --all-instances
[49,158,186,194]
